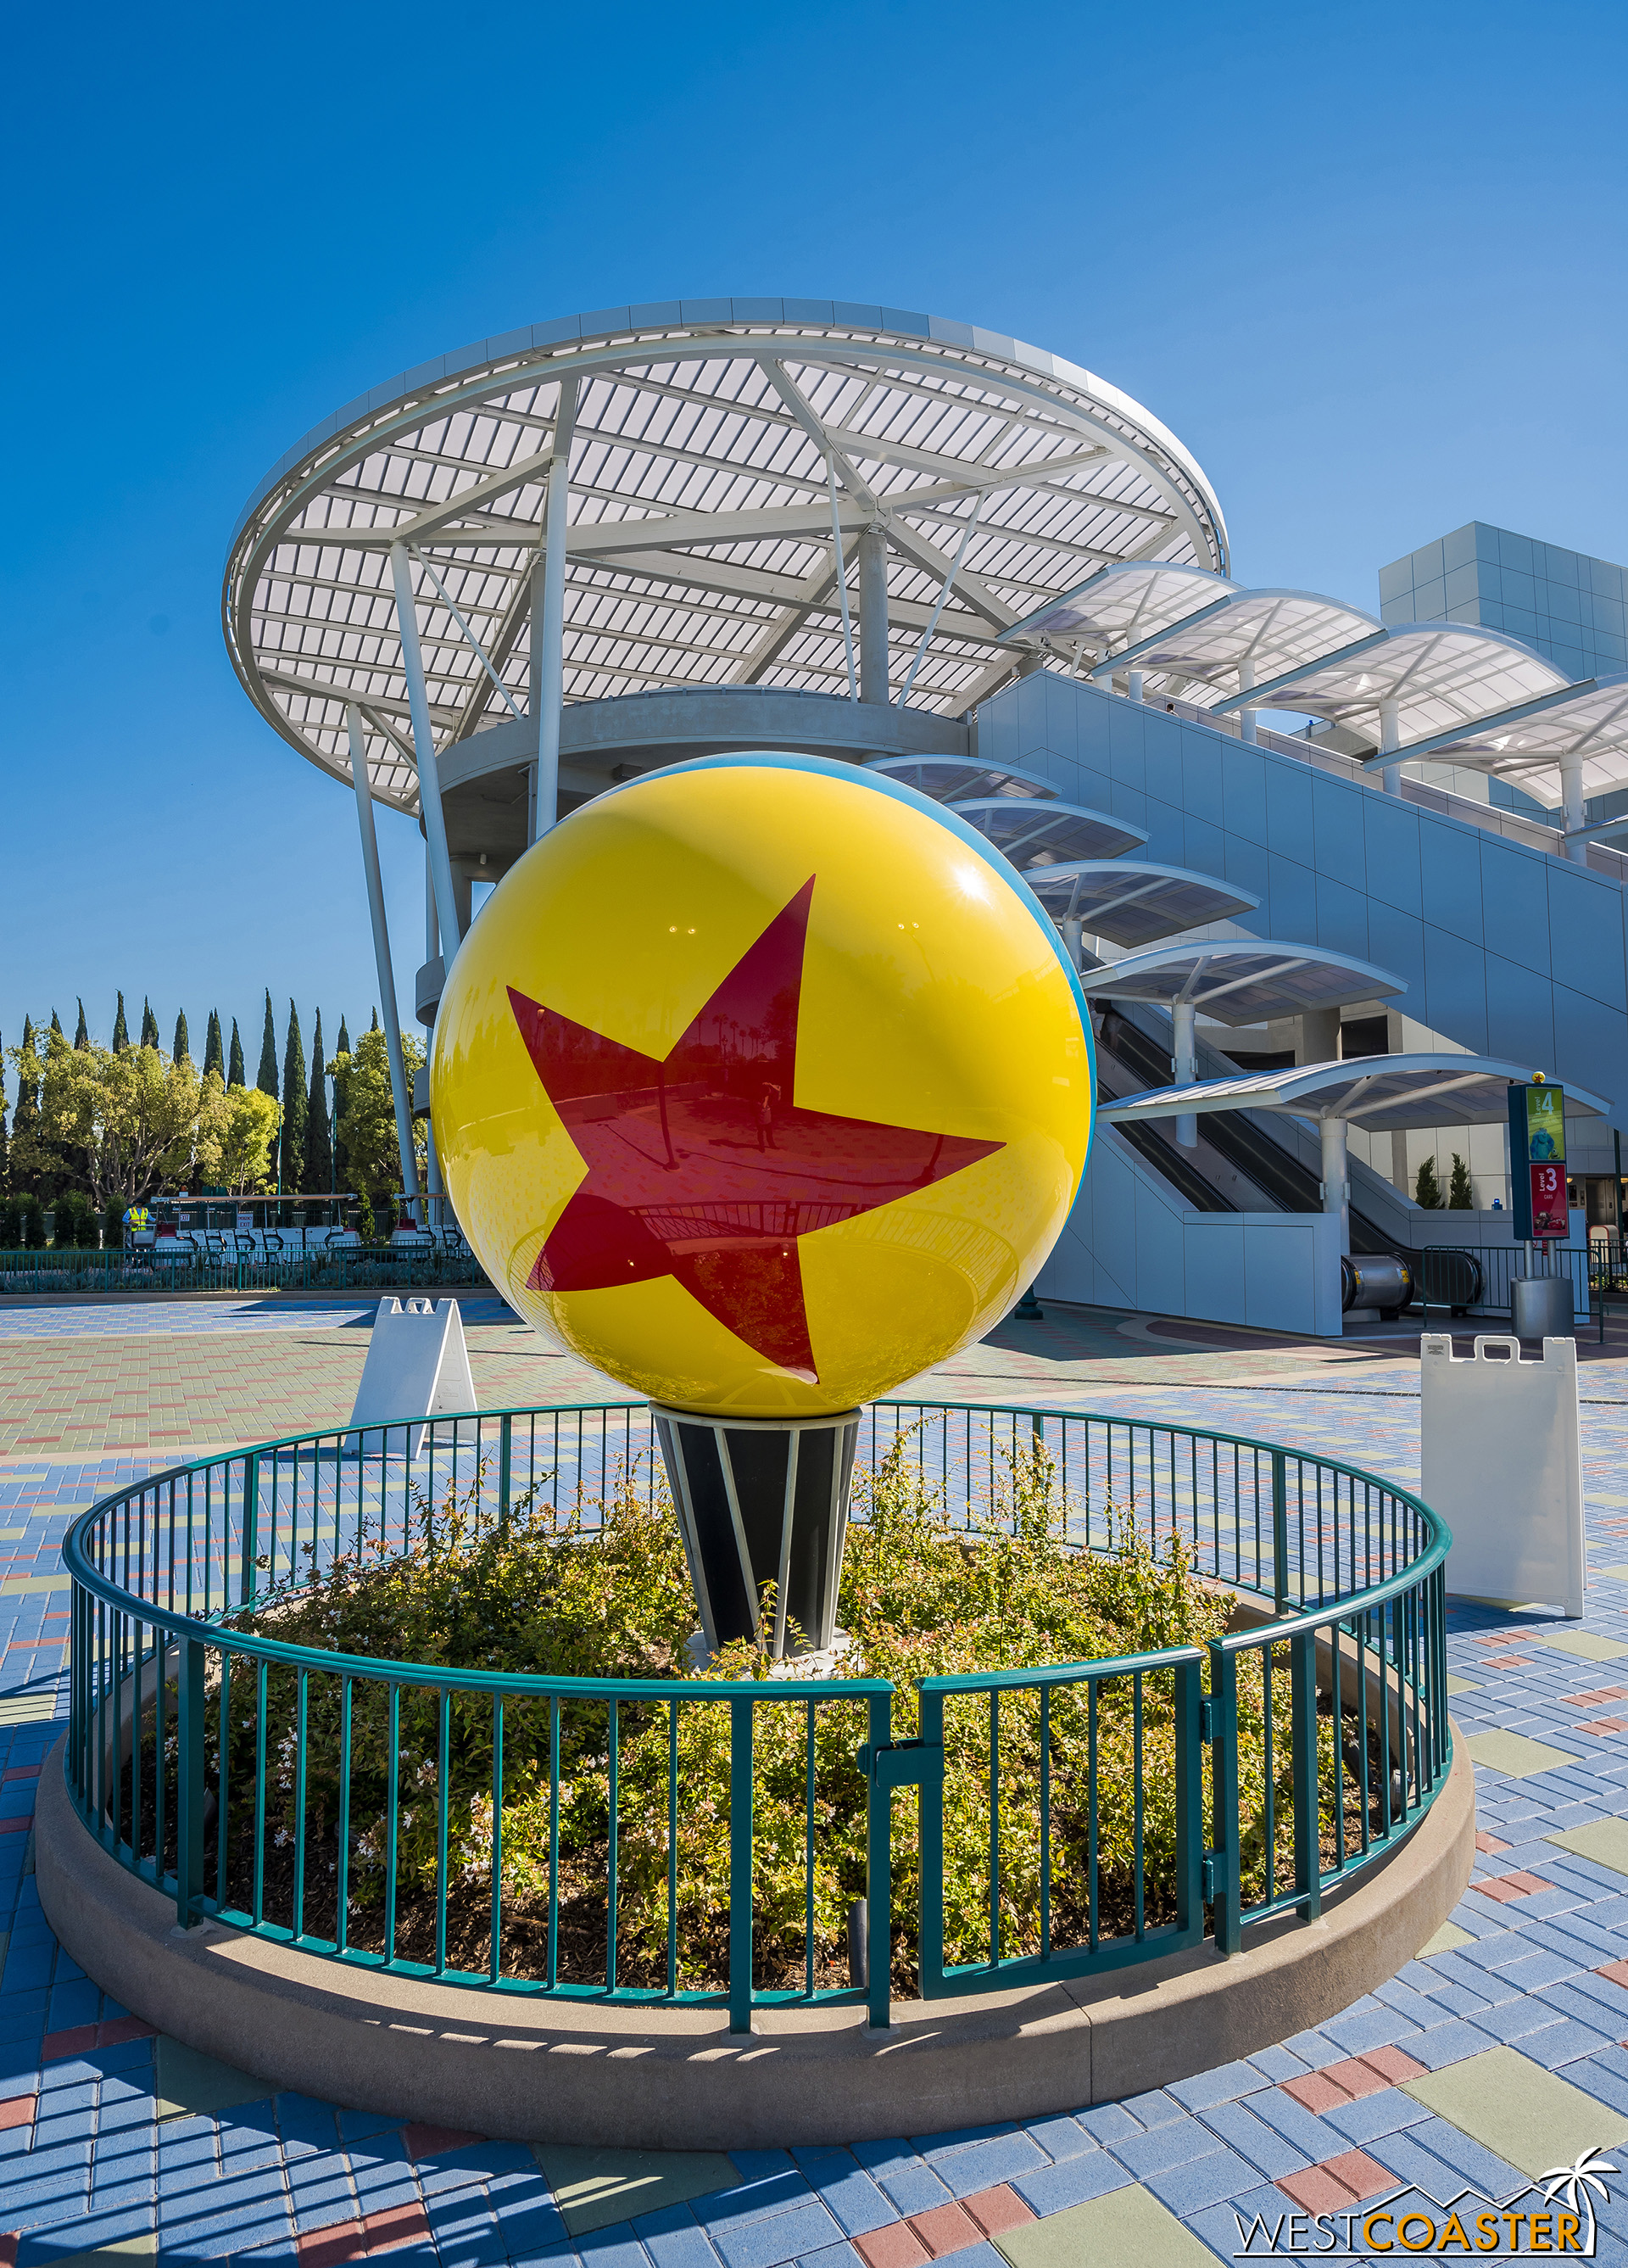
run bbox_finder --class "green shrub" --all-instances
[19,1197,44,1249]
[51,1193,83,1248]
[0,1200,19,1248]
[102,1202,124,1249]
[214,1433,1329,1991]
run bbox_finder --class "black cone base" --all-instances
[652,1404,860,1659]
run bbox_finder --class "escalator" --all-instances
[1096,1010,1393,1255]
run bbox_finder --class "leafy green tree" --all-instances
[11,1031,216,1208]
[112,994,129,1053]
[205,1081,281,1193]
[1447,1153,1475,1209]
[204,1011,224,1081]
[1414,1155,1443,1209]
[256,992,278,1100]
[304,1014,333,1193]
[228,1019,246,1088]
[74,1000,89,1051]
[0,1098,8,1196]
[140,998,159,1050]
[173,1009,190,1063]
[334,1025,425,1209]
[280,1003,308,1193]
[332,1016,351,1187]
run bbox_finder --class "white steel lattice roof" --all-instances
[223,299,1229,815]
[1218,623,1570,746]
[1087,589,1382,710]
[1102,1055,1610,1131]
[997,561,1238,656]
[1370,673,1628,806]
[1023,860,1261,948]
[1089,940,1404,1025]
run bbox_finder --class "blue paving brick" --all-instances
[1168,2059,1258,2110]
[711,2199,845,2268]
[912,2120,1018,2159]
[1403,2112,1525,2194]
[932,2132,1047,2196]
[1245,2044,1311,2084]
[1118,2088,1185,2128]
[630,2201,716,2268]
[1109,2115,1212,2181]
[1010,2150,1129,2216]
[1143,2145,1260,2217]
[693,2170,817,2233]
[794,2154,895,2237]
[1319,2003,1422,2057]
[1075,2102,1140,2146]
[853,2152,948,2216]
[1019,2114,1095,2162]
[1321,2086,1433,2145]
[1239,2088,1352,2162]
[1408,2016,1498,2070]
[1193,2099,1308,2180]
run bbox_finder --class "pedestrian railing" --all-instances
[0,1248,488,1296]
[63,1399,1451,2030]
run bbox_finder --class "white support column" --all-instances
[859,526,889,704]
[1127,670,1145,703]
[1560,756,1586,862]
[390,543,461,958]
[1238,661,1258,744]
[1380,697,1403,796]
[1061,916,1083,970]
[1321,1114,1350,1249]
[348,706,424,1227]
[1173,998,1198,1150]
[533,377,578,841]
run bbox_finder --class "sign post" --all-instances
[1507,1079,1575,1336]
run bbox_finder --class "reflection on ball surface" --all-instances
[432,754,1093,1417]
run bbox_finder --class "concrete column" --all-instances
[347,706,423,1227]
[859,527,889,703]
[532,378,577,841]
[1127,670,1145,703]
[1299,1006,1341,1064]
[1560,757,1586,862]
[1321,1114,1350,1249]
[1172,999,1198,1150]
[426,855,438,959]
[1238,661,1257,745]
[1391,1128,1411,1198]
[389,544,461,958]
[1380,698,1403,797]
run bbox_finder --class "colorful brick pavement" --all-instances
[5,1296,1628,2262]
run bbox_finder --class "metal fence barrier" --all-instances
[0,1249,488,1297]
[64,1399,1451,2031]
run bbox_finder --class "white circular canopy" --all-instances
[223,299,1229,816]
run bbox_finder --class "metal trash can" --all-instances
[1512,1274,1574,1339]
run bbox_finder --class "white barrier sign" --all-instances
[345,1299,477,1457]
[1420,1333,1584,1620]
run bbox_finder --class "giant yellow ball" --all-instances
[432,754,1093,1416]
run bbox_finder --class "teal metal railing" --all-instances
[0,1247,488,1296]
[63,1399,1450,2028]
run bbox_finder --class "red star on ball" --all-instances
[507,877,1003,1382]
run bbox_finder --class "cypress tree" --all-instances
[13,1020,39,1152]
[0,1033,8,1193]
[370,1008,380,1032]
[141,998,159,1049]
[280,1003,308,1193]
[204,1011,224,1081]
[173,1009,190,1062]
[112,994,128,1053]
[74,1000,89,1051]
[1414,1156,1443,1210]
[228,1019,246,1087]
[304,1014,333,1193]
[256,992,278,1099]
[332,1016,352,1189]
[49,1010,64,1042]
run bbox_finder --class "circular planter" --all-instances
[37,1729,1473,2151]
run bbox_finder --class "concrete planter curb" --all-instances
[36,1729,1473,2149]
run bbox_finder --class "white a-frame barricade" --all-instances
[344,1298,477,1457]
[1420,1332,1584,1621]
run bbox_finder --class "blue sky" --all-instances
[2,0,1624,1087]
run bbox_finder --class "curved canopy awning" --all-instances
[1024,860,1260,948]
[1362,672,1628,807]
[1210,623,1569,749]
[1089,940,1404,1025]
[867,754,1058,802]
[223,299,1228,814]
[1084,588,1381,710]
[951,797,1147,865]
[997,561,1237,655]
[1102,1054,1609,1132]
